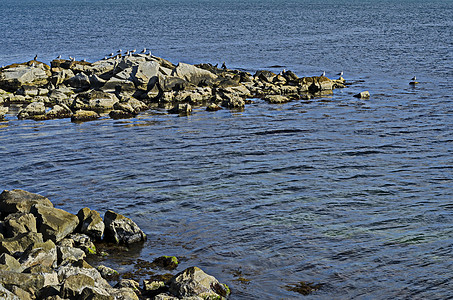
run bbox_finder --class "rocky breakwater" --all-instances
[0,54,346,121]
[0,189,230,300]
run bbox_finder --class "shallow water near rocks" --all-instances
[1,0,452,299]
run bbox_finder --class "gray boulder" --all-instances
[16,101,46,120]
[103,210,146,245]
[172,63,217,86]
[16,85,39,97]
[0,189,53,215]
[31,204,79,243]
[132,61,160,90]
[57,246,86,266]
[77,207,104,240]
[19,240,57,270]
[65,73,91,89]
[169,266,230,299]
[0,62,51,92]
[72,90,119,112]
[67,233,96,254]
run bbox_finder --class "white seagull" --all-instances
[141,48,147,54]
[57,55,61,59]
[131,49,136,54]
[117,49,122,53]
[321,71,326,77]
[411,76,416,81]
[337,71,343,77]
[34,55,38,61]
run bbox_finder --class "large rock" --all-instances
[0,253,22,272]
[132,61,160,90]
[0,62,51,92]
[61,274,95,299]
[57,246,86,265]
[19,240,57,270]
[0,283,20,299]
[31,204,79,243]
[0,232,43,256]
[168,103,192,116]
[65,72,91,89]
[0,189,53,215]
[169,267,230,299]
[17,102,46,119]
[77,208,104,240]
[172,63,217,86]
[103,210,146,245]
[263,94,290,104]
[72,90,119,112]
[4,212,37,238]
[0,271,45,293]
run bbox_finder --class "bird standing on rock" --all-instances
[321,71,326,77]
[141,48,147,54]
[337,71,343,77]
[57,55,61,59]
[34,55,38,61]
[411,76,416,81]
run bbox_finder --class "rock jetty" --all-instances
[0,189,230,299]
[0,54,346,120]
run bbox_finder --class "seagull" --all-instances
[148,51,152,56]
[131,49,136,54]
[221,62,226,69]
[31,62,36,67]
[141,48,147,54]
[337,71,343,77]
[69,56,73,61]
[321,71,326,77]
[34,55,38,61]
[56,55,61,59]
[81,59,86,62]
[103,56,108,60]
[109,53,114,57]
[124,50,129,55]
[411,76,416,81]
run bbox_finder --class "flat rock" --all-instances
[0,62,51,92]
[0,271,45,293]
[61,273,95,299]
[103,210,146,245]
[31,204,79,243]
[0,189,53,215]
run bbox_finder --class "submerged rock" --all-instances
[354,91,370,99]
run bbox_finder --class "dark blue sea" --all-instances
[1,0,452,298]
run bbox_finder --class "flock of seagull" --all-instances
[3,54,417,84]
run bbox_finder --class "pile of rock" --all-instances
[0,54,345,120]
[0,189,230,299]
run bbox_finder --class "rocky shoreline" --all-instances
[0,53,348,121]
[0,189,230,299]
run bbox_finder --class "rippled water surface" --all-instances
[1,0,452,298]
